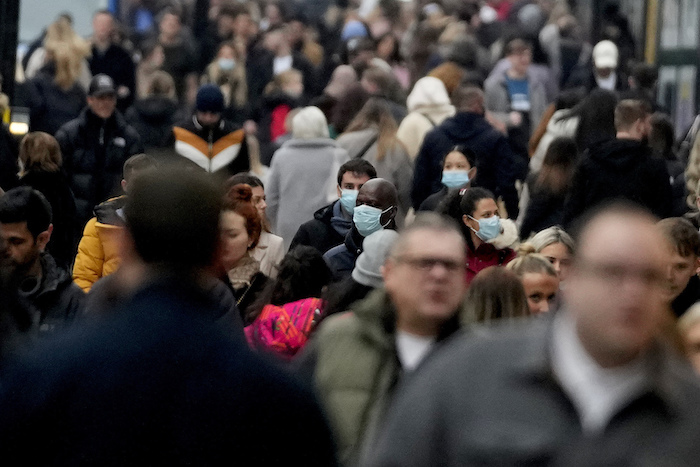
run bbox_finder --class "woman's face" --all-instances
[251,186,267,220]
[463,197,498,234]
[443,151,471,171]
[219,210,250,270]
[522,272,559,314]
[539,242,573,282]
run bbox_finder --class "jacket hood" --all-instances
[406,76,453,112]
[134,97,179,122]
[588,138,649,170]
[442,112,493,141]
[94,195,127,225]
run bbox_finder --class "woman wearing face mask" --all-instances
[419,146,477,212]
[460,187,518,284]
[201,41,248,125]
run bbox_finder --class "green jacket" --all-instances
[302,289,471,465]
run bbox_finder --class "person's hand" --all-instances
[485,112,507,134]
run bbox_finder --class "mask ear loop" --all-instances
[380,206,395,228]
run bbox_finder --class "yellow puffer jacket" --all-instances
[72,196,125,293]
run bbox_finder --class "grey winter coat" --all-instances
[266,137,349,250]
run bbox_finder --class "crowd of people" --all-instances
[2,0,700,464]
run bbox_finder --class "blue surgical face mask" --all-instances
[353,204,393,237]
[218,58,235,71]
[339,188,358,215]
[468,215,501,241]
[441,170,470,188]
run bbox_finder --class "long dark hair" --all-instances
[320,275,374,321]
[559,88,618,152]
[534,137,577,196]
[245,246,332,322]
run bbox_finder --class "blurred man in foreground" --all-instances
[0,169,336,465]
[367,203,700,466]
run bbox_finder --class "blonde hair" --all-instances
[19,132,62,176]
[263,69,302,96]
[507,243,558,278]
[43,17,91,90]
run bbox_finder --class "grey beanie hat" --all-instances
[352,230,400,288]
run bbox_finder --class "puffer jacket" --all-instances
[72,196,125,293]
[299,289,469,466]
[171,115,250,183]
[55,108,142,230]
[124,96,181,151]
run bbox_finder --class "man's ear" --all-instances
[336,185,342,199]
[121,179,128,193]
[36,224,53,252]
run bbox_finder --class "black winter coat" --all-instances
[19,171,77,270]
[26,66,86,135]
[290,201,347,255]
[411,112,520,217]
[13,253,84,336]
[323,227,364,282]
[124,97,181,151]
[0,124,18,191]
[55,108,143,232]
[562,139,672,226]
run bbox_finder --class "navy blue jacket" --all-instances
[411,112,520,217]
[0,276,337,465]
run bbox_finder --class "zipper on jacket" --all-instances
[208,129,213,172]
[99,125,105,146]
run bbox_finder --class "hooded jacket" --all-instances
[73,196,126,293]
[290,200,351,255]
[55,108,143,229]
[529,109,579,172]
[412,112,520,216]
[397,77,456,160]
[563,138,672,226]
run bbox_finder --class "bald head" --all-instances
[356,178,399,229]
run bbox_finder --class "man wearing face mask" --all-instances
[290,160,377,255]
[170,84,250,183]
[323,178,399,281]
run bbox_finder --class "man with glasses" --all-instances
[367,203,700,466]
[299,212,472,465]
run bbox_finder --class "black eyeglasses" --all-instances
[393,256,465,273]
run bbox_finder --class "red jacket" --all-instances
[466,242,516,285]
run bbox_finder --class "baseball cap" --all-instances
[88,74,116,97]
[592,40,618,69]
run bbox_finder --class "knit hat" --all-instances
[196,84,224,113]
[352,230,400,288]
